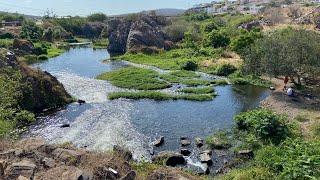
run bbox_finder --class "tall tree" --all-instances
[243,28,320,86]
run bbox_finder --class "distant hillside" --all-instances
[111,8,186,17]
[0,11,41,20]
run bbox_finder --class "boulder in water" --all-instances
[152,136,164,147]
[152,151,185,167]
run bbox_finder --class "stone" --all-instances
[52,148,83,164]
[13,39,34,53]
[113,145,133,161]
[152,151,185,167]
[180,149,191,156]
[42,157,56,168]
[194,138,204,147]
[152,136,164,147]
[180,140,191,147]
[61,167,84,180]
[0,159,7,176]
[107,15,174,54]
[237,150,254,158]
[121,170,136,180]
[16,137,47,150]
[7,160,36,179]
[18,175,29,180]
[210,137,231,149]
[270,86,276,90]
[188,163,209,175]
[60,124,70,128]
[199,151,213,165]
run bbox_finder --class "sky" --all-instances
[0,0,214,16]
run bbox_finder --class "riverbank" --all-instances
[0,137,201,180]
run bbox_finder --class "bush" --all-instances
[201,21,218,33]
[255,138,320,179]
[64,39,79,43]
[234,109,293,145]
[180,60,198,71]
[38,55,48,60]
[23,55,38,64]
[32,46,47,55]
[87,13,107,22]
[204,29,230,48]
[0,32,14,39]
[215,64,237,76]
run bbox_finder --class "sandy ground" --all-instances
[260,77,320,138]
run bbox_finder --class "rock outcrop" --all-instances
[1,49,72,112]
[81,22,106,38]
[152,151,185,167]
[107,15,174,54]
[12,39,34,53]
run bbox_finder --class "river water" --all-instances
[26,47,271,161]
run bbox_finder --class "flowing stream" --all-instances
[25,47,271,162]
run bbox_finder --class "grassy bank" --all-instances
[108,91,217,101]
[207,109,320,180]
[97,66,170,90]
[179,87,214,94]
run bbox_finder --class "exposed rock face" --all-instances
[81,22,106,38]
[239,20,261,31]
[6,160,36,179]
[194,138,204,148]
[13,39,34,53]
[152,151,185,167]
[107,15,174,54]
[107,19,131,53]
[199,150,213,165]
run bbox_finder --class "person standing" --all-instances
[283,75,289,91]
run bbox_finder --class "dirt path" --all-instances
[260,77,320,138]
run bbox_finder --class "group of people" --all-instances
[283,75,294,96]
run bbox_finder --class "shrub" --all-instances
[204,29,230,48]
[255,138,320,179]
[0,32,14,39]
[87,13,107,22]
[64,39,79,43]
[23,55,38,64]
[180,60,198,71]
[32,46,47,55]
[234,109,293,145]
[38,55,48,61]
[215,64,237,76]
[201,21,218,33]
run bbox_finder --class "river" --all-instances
[25,47,271,162]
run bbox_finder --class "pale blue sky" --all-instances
[0,0,214,16]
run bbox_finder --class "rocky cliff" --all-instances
[107,15,174,54]
[1,49,71,112]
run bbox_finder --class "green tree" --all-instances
[204,29,230,48]
[87,13,107,22]
[243,28,320,86]
[230,28,263,54]
[20,20,43,40]
[201,21,218,33]
[42,27,54,42]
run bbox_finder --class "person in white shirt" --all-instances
[287,87,294,96]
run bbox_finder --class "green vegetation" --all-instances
[234,109,294,145]
[87,13,107,22]
[108,91,216,101]
[92,38,109,49]
[229,71,272,87]
[215,109,320,180]
[97,66,170,90]
[243,28,320,86]
[180,87,214,94]
[159,74,212,86]
[170,70,200,78]
[0,39,14,48]
[0,55,35,138]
